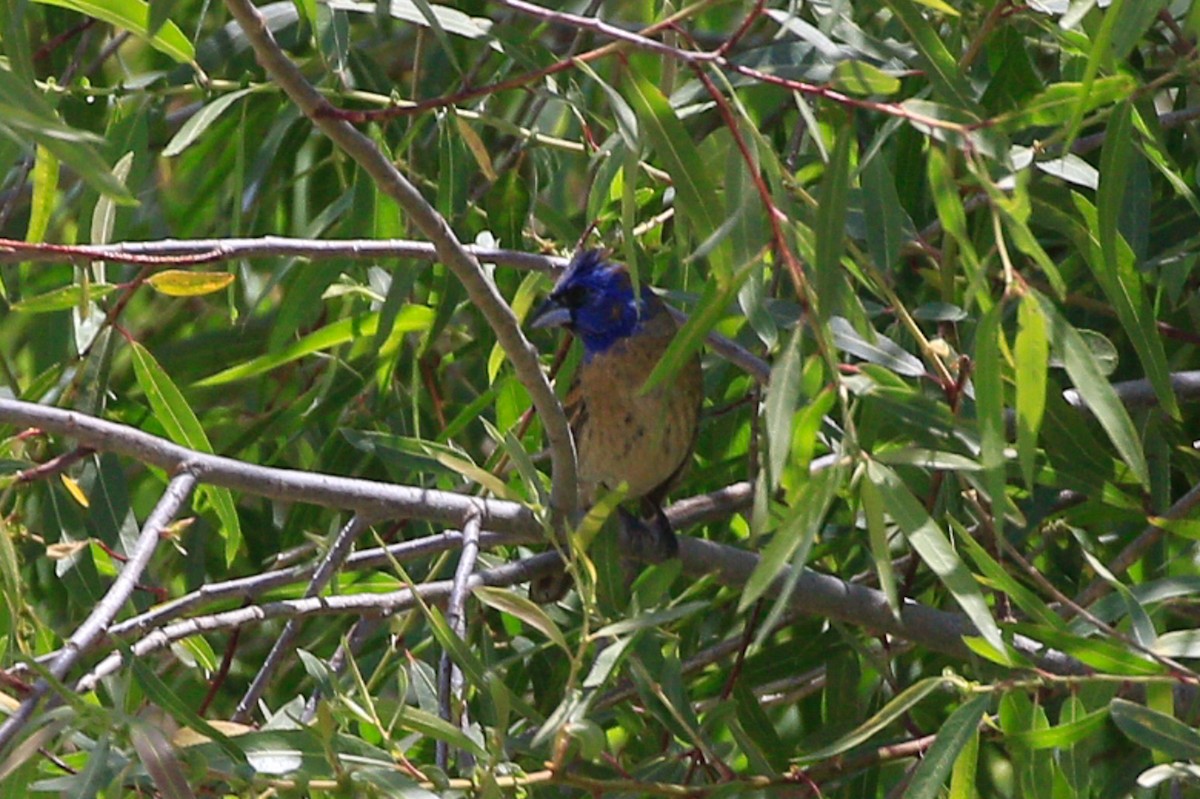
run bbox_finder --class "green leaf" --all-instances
[130,340,242,565]
[1036,292,1149,488]
[472,586,569,653]
[764,325,803,488]
[996,76,1138,132]
[195,307,433,386]
[163,88,258,157]
[625,72,731,280]
[640,263,750,394]
[31,0,195,63]
[860,464,900,619]
[591,601,708,639]
[12,283,119,313]
[906,695,989,799]
[1091,109,1179,419]
[741,465,842,611]
[861,151,910,271]
[830,59,902,96]
[974,303,1010,526]
[26,145,57,245]
[1014,294,1048,488]
[813,123,853,319]
[951,518,1064,630]
[880,0,975,108]
[866,460,1005,654]
[1110,699,1200,760]
[0,64,136,203]
[830,317,925,377]
[1008,707,1110,750]
[1013,624,1162,675]
[395,705,487,757]
[799,676,949,762]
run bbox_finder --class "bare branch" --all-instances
[0,472,197,751]
[437,512,481,772]
[233,513,375,723]
[74,552,564,694]
[0,398,537,533]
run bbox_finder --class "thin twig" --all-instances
[437,512,481,772]
[233,513,375,723]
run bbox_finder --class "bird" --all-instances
[527,249,703,602]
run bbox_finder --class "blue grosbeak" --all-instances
[528,250,703,601]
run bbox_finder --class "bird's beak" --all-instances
[529,297,572,330]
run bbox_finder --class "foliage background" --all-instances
[3,0,1200,796]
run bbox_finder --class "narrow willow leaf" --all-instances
[830,60,902,96]
[1008,707,1110,750]
[866,460,1005,653]
[948,710,980,799]
[813,124,853,319]
[625,73,730,280]
[907,695,989,799]
[163,87,257,157]
[473,586,569,653]
[740,465,842,611]
[800,676,949,762]
[26,145,57,245]
[880,0,974,107]
[927,148,987,306]
[591,601,707,638]
[0,65,134,203]
[950,518,1064,629]
[764,325,803,488]
[974,303,1009,526]
[1013,624,1161,675]
[146,270,236,297]
[12,284,118,313]
[1110,699,1200,760]
[1036,293,1149,487]
[829,317,925,377]
[395,705,487,757]
[1088,118,1180,419]
[196,307,433,386]
[1015,295,1048,488]
[130,340,242,564]
[996,76,1137,131]
[32,0,195,63]
[641,264,750,393]
[327,0,492,39]
[59,475,89,508]
[859,463,900,619]
[861,151,910,271]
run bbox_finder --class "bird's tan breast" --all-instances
[571,329,702,502]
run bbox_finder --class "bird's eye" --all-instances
[559,284,589,308]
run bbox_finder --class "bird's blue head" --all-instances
[530,250,658,357]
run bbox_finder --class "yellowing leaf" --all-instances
[147,269,235,297]
[60,474,89,507]
[455,115,497,182]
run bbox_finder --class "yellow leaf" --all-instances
[46,539,89,560]
[147,269,235,297]
[60,474,89,507]
[455,115,498,182]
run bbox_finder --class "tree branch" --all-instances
[220,0,578,521]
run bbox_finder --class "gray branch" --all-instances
[437,512,481,772]
[233,513,374,723]
[0,472,197,751]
